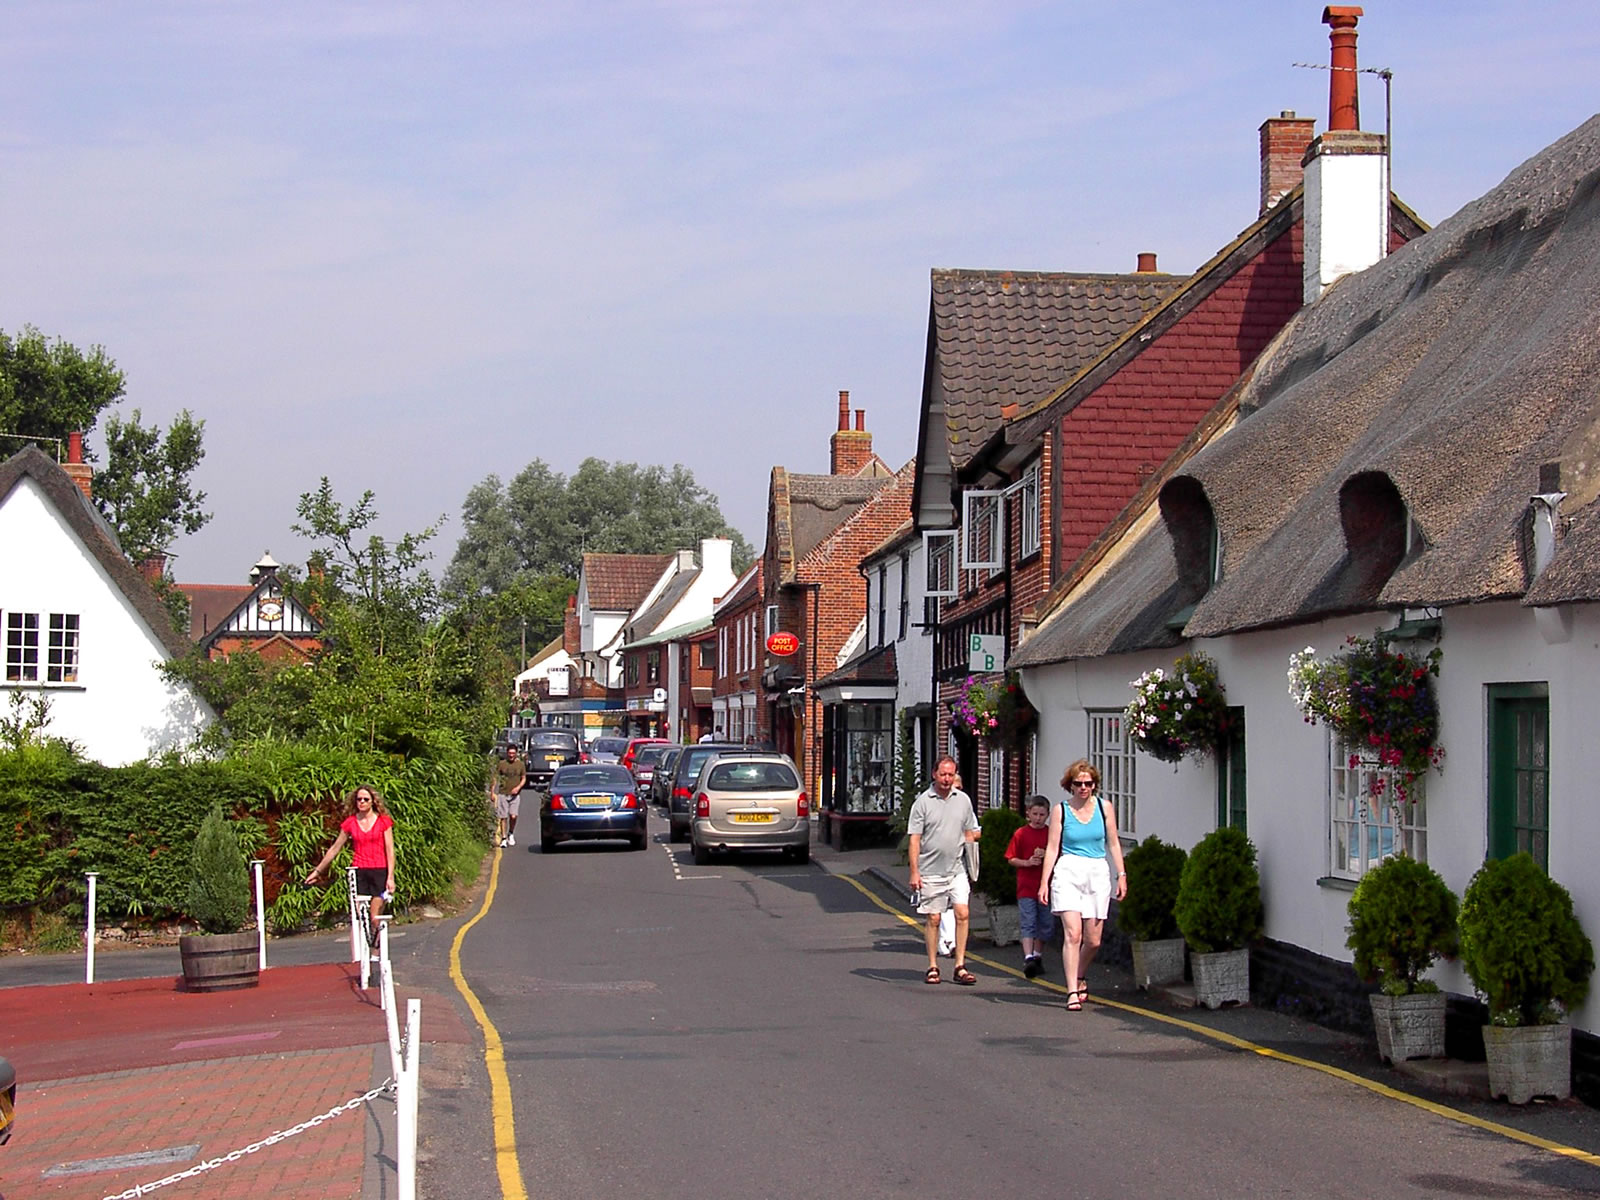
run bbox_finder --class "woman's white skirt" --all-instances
[1049,854,1111,920]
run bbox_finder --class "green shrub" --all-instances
[1119,836,1187,942]
[1458,853,1594,1026]
[1174,826,1263,954]
[977,805,1026,905]
[187,807,252,934]
[1345,854,1458,996]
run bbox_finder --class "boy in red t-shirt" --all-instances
[1006,796,1055,977]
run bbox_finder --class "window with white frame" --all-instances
[923,531,956,598]
[898,554,910,641]
[1087,710,1137,835]
[876,564,888,647]
[5,612,39,682]
[1018,463,1041,559]
[47,614,79,683]
[962,491,1003,571]
[987,746,1006,812]
[5,612,80,684]
[765,605,779,639]
[1329,738,1427,879]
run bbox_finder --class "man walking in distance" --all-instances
[908,756,981,985]
[492,744,525,848]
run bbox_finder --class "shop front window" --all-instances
[839,703,893,813]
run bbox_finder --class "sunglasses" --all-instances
[1069,780,1096,788]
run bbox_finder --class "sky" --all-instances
[3,1,1595,584]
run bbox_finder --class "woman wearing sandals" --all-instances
[305,786,396,949]
[1037,760,1126,1010]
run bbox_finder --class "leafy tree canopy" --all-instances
[1,325,210,560]
[445,457,754,598]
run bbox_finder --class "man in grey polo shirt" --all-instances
[908,755,980,985]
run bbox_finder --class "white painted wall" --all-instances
[1020,599,1600,1035]
[0,478,212,764]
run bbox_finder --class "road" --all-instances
[406,822,1600,1200]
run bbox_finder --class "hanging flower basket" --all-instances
[1287,636,1443,804]
[1124,652,1229,763]
[949,672,1037,751]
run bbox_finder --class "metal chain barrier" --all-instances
[99,1079,395,1200]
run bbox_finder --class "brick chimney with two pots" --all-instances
[829,390,874,476]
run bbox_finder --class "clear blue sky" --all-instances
[3,1,1594,582]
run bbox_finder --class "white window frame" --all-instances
[1328,737,1427,879]
[5,611,39,682]
[1087,710,1137,835]
[923,530,957,599]
[987,746,1006,812]
[765,604,779,639]
[1015,464,1041,559]
[961,490,1004,570]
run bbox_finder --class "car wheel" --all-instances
[790,843,810,865]
[691,839,711,866]
[541,834,556,853]
[669,823,685,844]
[631,832,648,851]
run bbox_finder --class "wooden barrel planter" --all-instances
[178,931,260,992]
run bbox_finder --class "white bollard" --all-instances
[397,997,422,1200]
[347,867,362,965]
[382,954,402,1080]
[84,872,99,985]
[376,917,391,1008]
[250,859,267,970]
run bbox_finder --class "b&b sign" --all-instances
[968,633,1004,673]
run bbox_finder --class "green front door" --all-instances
[1216,707,1246,832]
[1488,685,1549,867]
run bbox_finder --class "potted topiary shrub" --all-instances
[1345,855,1458,1063]
[978,805,1026,947]
[1174,827,1263,1009]
[178,806,260,992]
[1119,836,1188,988]
[1458,853,1594,1103]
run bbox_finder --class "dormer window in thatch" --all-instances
[1159,476,1221,610]
[1339,471,1420,592]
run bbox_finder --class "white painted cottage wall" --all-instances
[0,478,211,764]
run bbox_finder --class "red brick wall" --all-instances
[1054,223,1305,570]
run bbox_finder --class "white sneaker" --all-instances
[506,833,515,847]
[499,837,508,848]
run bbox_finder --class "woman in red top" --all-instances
[305,786,396,946]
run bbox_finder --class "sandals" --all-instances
[1078,978,1089,997]
[952,964,977,986]
[1065,989,1085,1011]
[925,966,942,985]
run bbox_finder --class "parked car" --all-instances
[690,753,810,865]
[665,742,765,842]
[539,763,647,852]
[522,729,582,790]
[621,737,669,773]
[585,736,630,764]
[0,1055,14,1144]
[651,746,683,807]
[631,743,670,794]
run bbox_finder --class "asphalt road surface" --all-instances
[407,824,1600,1199]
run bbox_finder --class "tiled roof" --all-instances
[814,640,898,689]
[582,553,673,611]
[932,269,1187,472]
[177,583,254,640]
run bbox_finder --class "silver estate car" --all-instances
[690,754,810,865]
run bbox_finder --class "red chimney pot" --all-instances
[837,390,850,432]
[1136,252,1157,273]
[1323,6,1363,133]
[67,431,84,464]
[854,409,865,432]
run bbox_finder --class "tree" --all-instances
[445,457,754,597]
[1,326,210,560]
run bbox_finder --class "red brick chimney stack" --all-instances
[1324,6,1363,132]
[564,593,580,655]
[62,430,93,501]
[136,553,168,585]
[829,391,874,475]
[1258,110,1316,215]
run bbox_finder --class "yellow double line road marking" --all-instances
[835,871,1600,1171]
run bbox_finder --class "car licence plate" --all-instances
[574,793,612,808]
[732,812,774,823]
[545,755,562,765]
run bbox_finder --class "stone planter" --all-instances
[1369,991,1446,1064]
[1190,947,1249,1009]
[1483,1023,1572,1104]
[1130,938,1186,989]
[987,904,1020,947]
[178,931,260,992]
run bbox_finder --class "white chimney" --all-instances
[699,537,733,580]
[1302,7,1389,305]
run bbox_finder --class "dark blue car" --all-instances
[540,764,647,853]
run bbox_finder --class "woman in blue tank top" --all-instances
[1037,758,1127,1010]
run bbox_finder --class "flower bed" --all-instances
[1288,636,1442,803]
[1124,653,1229,763]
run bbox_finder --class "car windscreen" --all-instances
[591,737,628,755]
[527,732,578,749]
[634,745,668,767]
[552,765,634,790]
[706,761,800,791]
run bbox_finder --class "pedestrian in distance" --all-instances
[908,756,980,986]
[305,785,395,949]
[1007,795,1056,977]
[491,744,525,848]
[1038,760,1126,1010]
